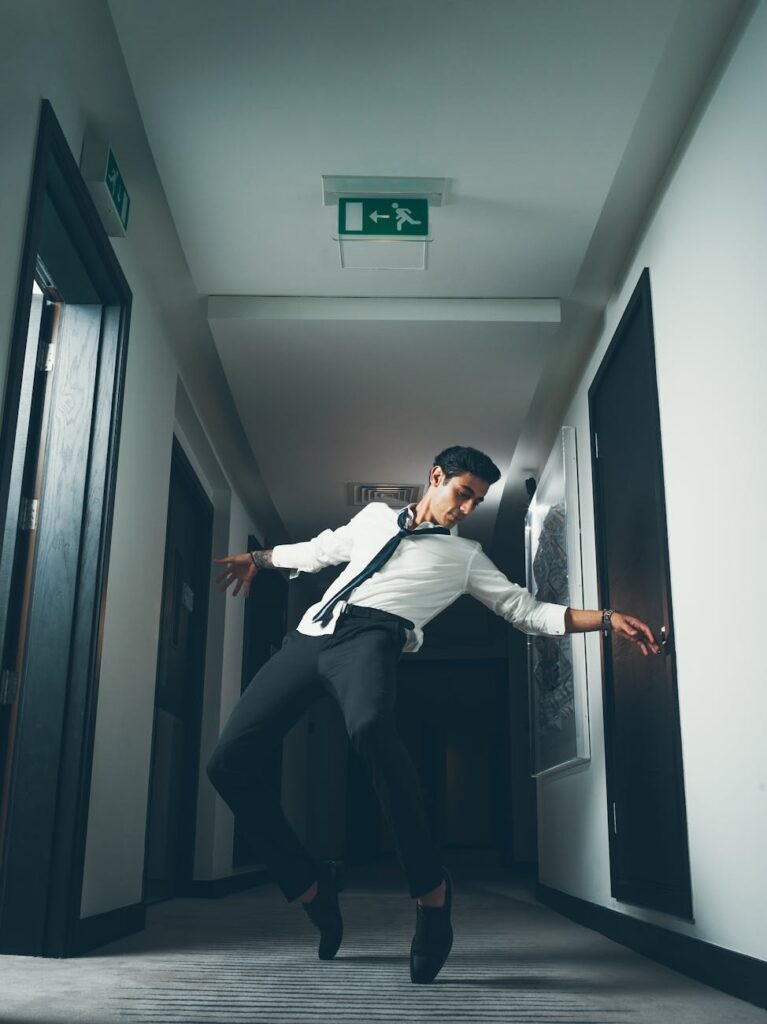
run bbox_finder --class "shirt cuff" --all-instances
[271,545,301,579]
[546,603,568,636]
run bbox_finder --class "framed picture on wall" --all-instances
[525,425,591,777]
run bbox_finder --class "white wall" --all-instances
[538,0,767,961]
[0,1,266,919]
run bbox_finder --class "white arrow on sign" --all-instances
[369,211,391,223]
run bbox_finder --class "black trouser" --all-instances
[206,605,443,903]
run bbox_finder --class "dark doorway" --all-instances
[345,655,512,863]
[589,268,692,919]
[144,440,212,903]
[233,547,288,869]
[0,102,131,956]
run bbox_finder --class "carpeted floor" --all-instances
[2,858,765,1023]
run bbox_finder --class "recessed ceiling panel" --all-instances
[208,315,558,542]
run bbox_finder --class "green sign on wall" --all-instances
[338,197,428,237]
[105,148,130,232]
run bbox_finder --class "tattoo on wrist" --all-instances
[250,549,274,570]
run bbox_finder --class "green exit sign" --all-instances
[105,149,130,233]
[80,133,131,237]
[339,197,428,237]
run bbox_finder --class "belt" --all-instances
[339,604,414,630]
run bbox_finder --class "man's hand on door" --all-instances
[611,612,660,656]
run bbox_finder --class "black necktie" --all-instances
[312,508,450,625]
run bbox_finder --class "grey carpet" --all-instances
[2,861,765,1023]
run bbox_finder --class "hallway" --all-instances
[3,858,765,1023]
[2,0,766,1014]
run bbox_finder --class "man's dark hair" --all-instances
[431,446,501,486]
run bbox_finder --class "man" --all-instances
[208,446,658,984]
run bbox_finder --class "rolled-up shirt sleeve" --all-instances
[465,548,568,636]
[271,506,371,578]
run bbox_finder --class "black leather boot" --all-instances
[300,859,343,960]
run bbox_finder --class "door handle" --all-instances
[660,626,671,654]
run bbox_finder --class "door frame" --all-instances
[233,540,286,869]
[588,268,692,918]
[0,101,131,955]
[143,438,213,902]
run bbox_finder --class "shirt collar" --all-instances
[399,504,441,532]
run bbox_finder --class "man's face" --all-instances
[428,467,491,527]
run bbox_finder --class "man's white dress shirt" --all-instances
[271,502,568,653]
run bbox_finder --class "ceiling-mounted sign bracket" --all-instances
[323,176,446,270]
[321,175,449,207]
[333,235,430,271]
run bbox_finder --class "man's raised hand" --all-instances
[213,553,257,599]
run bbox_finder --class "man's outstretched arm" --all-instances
[213,504,376,599]
[564,607,660,656]
[466,548,660,656]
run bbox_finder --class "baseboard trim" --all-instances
[537,883,766,1011]
[75,902,145,955]
[183,867,270,899]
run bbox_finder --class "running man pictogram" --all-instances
[392,202,422,231]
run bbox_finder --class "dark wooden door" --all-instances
[589,268,692,918]
[144,441,212,902]
[0,101,131,958]
[0,287,55,850]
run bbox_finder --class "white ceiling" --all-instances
[108,0,744,551]
[207,316,558,540]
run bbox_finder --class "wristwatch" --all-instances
[602,608,614,631]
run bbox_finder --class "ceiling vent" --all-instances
[348,483,423,508]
